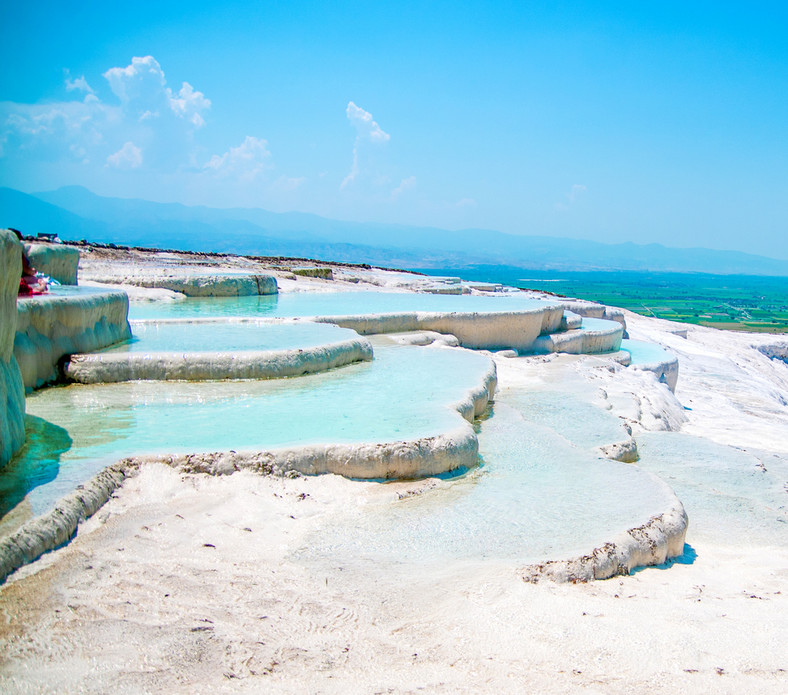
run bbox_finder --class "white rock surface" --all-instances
[0,231,25,468]
[24,242,80,285]
[14,289,132,390]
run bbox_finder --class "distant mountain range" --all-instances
[2,185,787,276]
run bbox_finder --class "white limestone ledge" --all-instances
[559,301,627,331]
[314,306,564,352]
[14,287,132,390]
[520,479,688,583]
[0,462,131,583]
[64,337,374,383]
[83,271,278,297]
[0,231,26,468]
[0,358,496,581]
[631,354,680,393]
[24,242,80,285]
[532,318,624,355]
[560,310,583,331]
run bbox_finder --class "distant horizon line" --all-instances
[14,183,788,265]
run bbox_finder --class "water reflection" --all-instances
[0,416,72,518]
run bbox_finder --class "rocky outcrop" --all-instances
[24,242,80,285]
[14,287,131,390]
[0,231,26,468]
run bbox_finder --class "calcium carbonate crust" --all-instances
[83,272,278,297]
[314,306,565,352]
[64,337,374,383]
[0,356,496,582]
[520,475,688,583]
[14,288,132,390]
[0,231,25,468]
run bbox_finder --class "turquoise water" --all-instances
[621,339,675,365]
[102,320,361,354]
[129,291,558,320]
[8,346,491,519]
[578,317,622,333]
[636,432,788,546]
[294,395,673,566]
[503,388,630,449]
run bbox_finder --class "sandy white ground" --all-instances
[1,255,787,693]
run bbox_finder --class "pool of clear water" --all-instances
[102,320,361,354]
[578,317,622,332]
[4,346,491,520]
[621,339,675,365]
[636,432,788,546]
[293,391,674,566]
[129,291,559,320]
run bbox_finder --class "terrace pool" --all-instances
[294,393,675,567]
[129,290,559,320]
[3,346,492,521]
[621,339,676,365]
[637,432,788,546]
[103,319,362,354]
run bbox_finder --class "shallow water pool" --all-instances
[293,392,675,566]
[636,432,788,546]
[621,339,675,365]
[103,320,361,354]
[5,346,491,521]
[129,291,559,320]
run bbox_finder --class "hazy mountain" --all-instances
[3,185,787,276]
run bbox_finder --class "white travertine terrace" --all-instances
[0,358,497,582]
[559,300,627,329]
[0,231,26,468]
[82,271,278,297]
[313,305,564,352]
[521,485,688,582]
[64,336,374,383]
[532,317,624,354]
[24,242,80,285]
[0,241,694,586]
[14,288,132,390]
[631,354,680,393]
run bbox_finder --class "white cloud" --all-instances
[341,102,390,190]
[205,136,271,181]
[169,82,210,128]
[346,101,390,142]
[341,145,360,190]
[106,141,142,169]
[392,175,416,199]
[103,56,210,128]
[65,75,94,94]
[456,197,477,208]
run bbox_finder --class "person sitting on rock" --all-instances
[10,228,49,295]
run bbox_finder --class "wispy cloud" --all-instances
[204,135,272,181]
[392,175,416,199]
[64,73,94,95]
[341,101,389,189]
[106,141,142,169]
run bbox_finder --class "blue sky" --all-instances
[1,1,787,259]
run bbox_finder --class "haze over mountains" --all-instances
[2,186,787,276]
